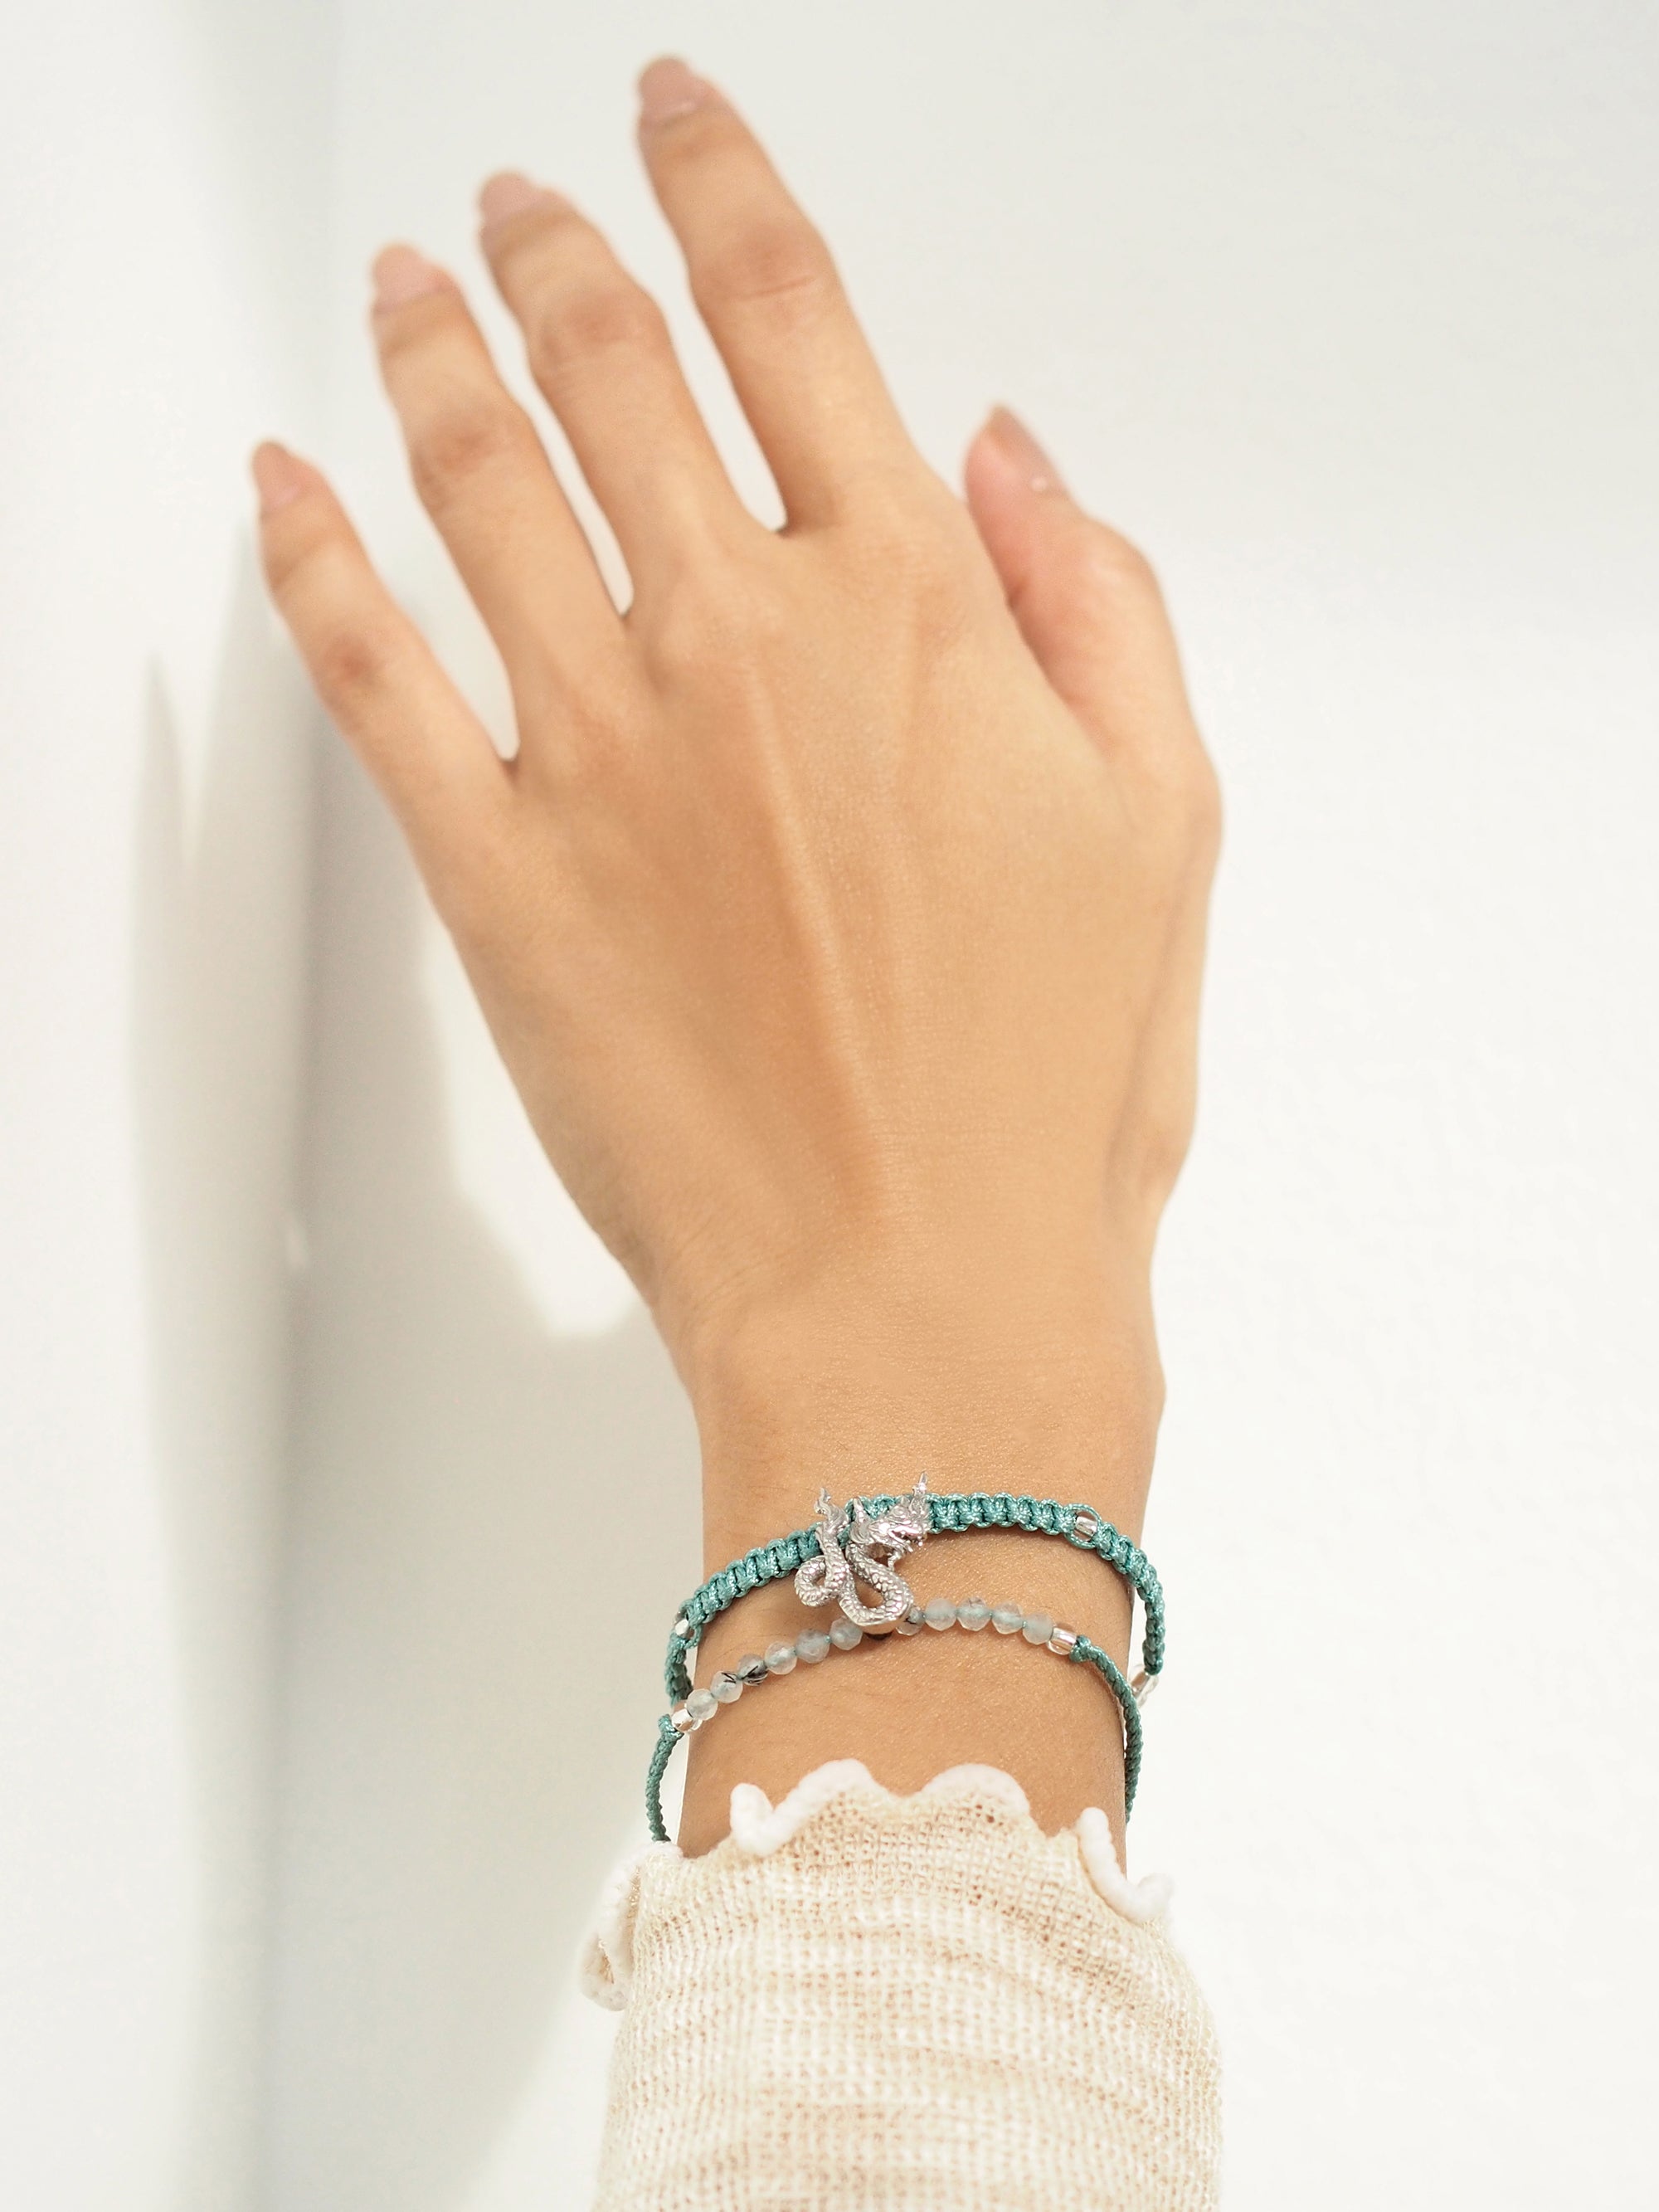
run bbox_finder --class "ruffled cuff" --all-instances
[582,1760,1219,2211]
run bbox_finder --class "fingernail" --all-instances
[478,172,570,232]
[988,405,1066,495]
[638,56,714,126]
[251,441,308,517]
[370,243,450,313]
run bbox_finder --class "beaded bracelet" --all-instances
[645,1594,1143,1844]
[647,1484,1164,1844]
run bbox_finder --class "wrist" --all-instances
[677,1243,1165,1571]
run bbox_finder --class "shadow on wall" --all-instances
[130,546,318,2207]
[263,733,698,2210]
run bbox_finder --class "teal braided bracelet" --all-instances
[665,1489,1163,1703]
[647,1488,1163,1844]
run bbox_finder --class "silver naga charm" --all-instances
[794,1477,931,1629]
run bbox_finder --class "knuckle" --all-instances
[407,397,527,509]
[531,280,667,380]
[853,489,983,627]
[1135,740,1222,862]
[311,621,397,716]
[1073,519,1162,604]
[696,216,835,314]
[644,560,789,677]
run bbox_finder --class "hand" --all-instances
[254,58,1219,1844]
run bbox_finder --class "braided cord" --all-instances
[664,1491,1164,1705]
[1073,1633,1143,1815]
[645,1717,679,1843]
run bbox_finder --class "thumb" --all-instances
[963,407,1188,757]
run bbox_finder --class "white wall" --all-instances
[0,3,338,2207]
[4,2,1655,2208]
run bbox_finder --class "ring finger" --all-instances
[478,174,753,594]
[368,245,622,706]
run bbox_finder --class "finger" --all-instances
[963,410,1199,775]
[477,173,747,588]
[251,442,510,894]
[635,58,919,529]
[368,244,622,695]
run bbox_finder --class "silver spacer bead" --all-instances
[1131,1669,1157,1707]
[1047,1625,1079,1657]
[670,1705,694,1733]
[1073,1510,1100,1542]
[672,1615,692,1639]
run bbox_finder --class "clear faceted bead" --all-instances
[991,1605,1024,1635]
[894,1605,924,1636]
[736,1653,770,1685]
[956,1597,992,1632]
[687,1687,718,1724]
[829,1618,864,1651]
[923,1597,957,1630]
[765,1640,798,1674]
[795,1630,831,1664]
[710,1670,743,1703]
[1021,1611,1056,1644]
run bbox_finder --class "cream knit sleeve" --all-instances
[580,1760,1220,2210]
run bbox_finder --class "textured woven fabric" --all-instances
[581,1760,1220,2210]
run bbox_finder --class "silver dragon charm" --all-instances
[793,1477,932,1629]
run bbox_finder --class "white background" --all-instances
[2,2,1656,2206]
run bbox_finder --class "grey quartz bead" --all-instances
[736,1653,770,1685]
[894,1605,924,1636]
[923,1597,957,1630]
[829,1617,864,1651]
[710,1670,744,1703]
[990,1604,1025,1635]
[764,1640,798,1674]
[956,1597,992,1632]
[1021,1610,1056,1645]
[795,1630,831,1664]
[686,1687,718,1724]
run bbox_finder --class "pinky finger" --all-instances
[251,441,511,895]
